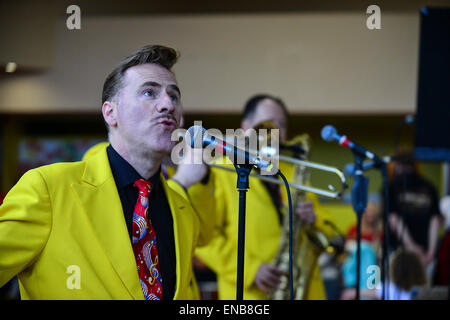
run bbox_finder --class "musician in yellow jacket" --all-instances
[0,45,213,299]
[80,141,203,300]
[175,94,337,300]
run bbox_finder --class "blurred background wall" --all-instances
[0,13,421,114]
[0,1,431,113]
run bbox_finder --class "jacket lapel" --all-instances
[71,146,144,300]
[161,178,187,300]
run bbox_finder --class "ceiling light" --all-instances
[5,62,17,73]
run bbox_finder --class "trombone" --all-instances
[209,156,347,199]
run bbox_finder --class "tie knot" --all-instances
[133,179,152,196]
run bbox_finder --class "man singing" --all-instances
[0,45,213,300]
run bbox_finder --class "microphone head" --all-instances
[344,163,356,177]
[321,125,337,142]
[405,115,415,124]
[186,125,206,147]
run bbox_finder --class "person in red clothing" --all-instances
[433,196,450,287]
[340,201,383,293]
[346,201,383,257]
[434,233,450,286]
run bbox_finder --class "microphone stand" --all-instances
[233,163,253,300]
[380,163,390,300]
[348,157,390,300]
[229,135,255,300]
[350,153,369,300]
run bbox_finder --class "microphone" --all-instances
[404,115,415,124]
[344,156,392,176]
[321,125,383,164]
[186,125,271,170]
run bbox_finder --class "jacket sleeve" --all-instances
[188,169,228,271]
[0,169,52,287]
[186,171,221,249]
[167,177,217,248]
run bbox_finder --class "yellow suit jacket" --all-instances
[0,145,212,299]
[189,160,336,300]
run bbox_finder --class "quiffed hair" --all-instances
[102,45,179,105]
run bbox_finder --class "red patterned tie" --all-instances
[132,179,163,300]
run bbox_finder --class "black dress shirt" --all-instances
[107,145,176,300]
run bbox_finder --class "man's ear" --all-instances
[102,100,118,128]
